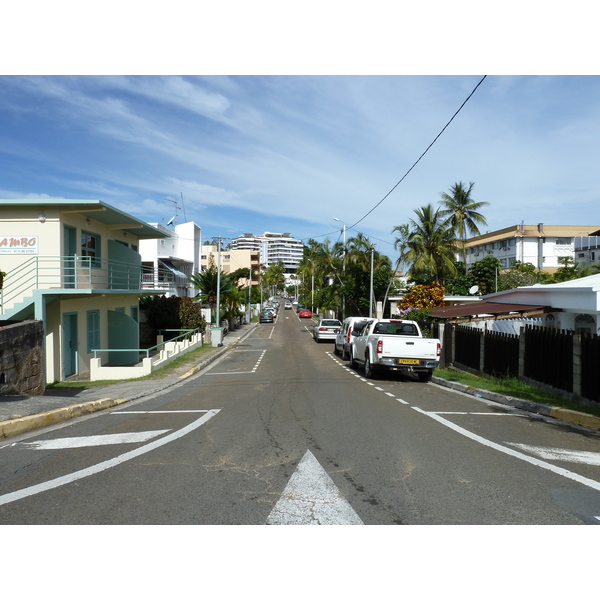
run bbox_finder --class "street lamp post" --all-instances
[333,217,346,320]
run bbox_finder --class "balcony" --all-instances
[1,255,176,315]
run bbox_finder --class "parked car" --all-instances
[334,316,369,360]
[312,319,342,342]
[260,311,274,323]
[350,318,441,381]
[298,308,312,318]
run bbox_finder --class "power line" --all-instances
[347,75,487,231]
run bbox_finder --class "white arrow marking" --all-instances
[19,430,171,450]
[266,450,363,525]
[508,443,600,466]
[0,410,220,507]
[413,407,600,491]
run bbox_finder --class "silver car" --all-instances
[312,319,342,342]
[334,316,369,360]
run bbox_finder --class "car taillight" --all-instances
[319,327,327,331]
[377,340,383,354]
[436,342,441,357]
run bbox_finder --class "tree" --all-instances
[262,261,286,294]
[296,234,391,317]
[179,296,206,332]
[391,223,411,275]
[468,255,502,295]
[550,257,596,283]
[398,282,446,309]
[189,263,235,309]
[497,261,547,291]
[439,181,489,266]
[404,204,459,285]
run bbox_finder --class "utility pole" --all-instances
[369,248,374,318]
[333,217,346,320]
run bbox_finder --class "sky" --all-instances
[2,3,600,266]
[3,73,600,262]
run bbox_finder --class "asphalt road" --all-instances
[1,307,600,525]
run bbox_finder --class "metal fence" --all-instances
[523,325,573,393]
[483,330,519,379]
[447,323,599,404]
[581,333,600,402]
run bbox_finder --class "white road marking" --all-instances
[266,450,363,525]
[112,410,209,414]
[413,407,600,492]
[0,409,220,507]
[396,398,409,405]
[207,350,266,375]
[19,430,170,450]
[434,411,521,416]
[508,444,600,466]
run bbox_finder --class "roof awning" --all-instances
[159,259,188,279]
[429,302,551,319]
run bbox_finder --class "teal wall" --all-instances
[108,240,142,289]
[108,309,139,364]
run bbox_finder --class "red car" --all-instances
[298,308,312,318]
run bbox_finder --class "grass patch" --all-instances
[435,368,600,418]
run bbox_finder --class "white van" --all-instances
[334,316,369,360]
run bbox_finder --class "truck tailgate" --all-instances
[379,337,439,360]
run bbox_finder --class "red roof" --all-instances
[429,301,550,319]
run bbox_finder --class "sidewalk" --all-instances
[0,322,257,439]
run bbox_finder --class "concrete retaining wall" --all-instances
[0,320,45,396]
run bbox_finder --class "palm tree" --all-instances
[189,260,235,319]
[405,204,459,285]
[439,181,489,266]
[346,232,375,271]
[391,223,411,275]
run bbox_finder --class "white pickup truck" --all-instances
[350,318,441,381]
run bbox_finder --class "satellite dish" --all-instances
[469,285,479,295]
[166,216,175,226]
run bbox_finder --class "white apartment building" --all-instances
[231,232,304,274]
[464,224,600,272]
[575,230,600,270]
[139,221,202,297]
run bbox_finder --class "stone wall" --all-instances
[0,320,45,396]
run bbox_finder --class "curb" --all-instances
[432,376,600,432]
[0,398,128,440]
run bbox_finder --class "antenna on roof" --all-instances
[180,192,188,221]
[164,196,180,226]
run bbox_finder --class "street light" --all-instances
[333,217,346,320]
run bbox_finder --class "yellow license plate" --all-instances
[398,359,420,365]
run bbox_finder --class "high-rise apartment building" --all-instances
[231,232,304,274]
